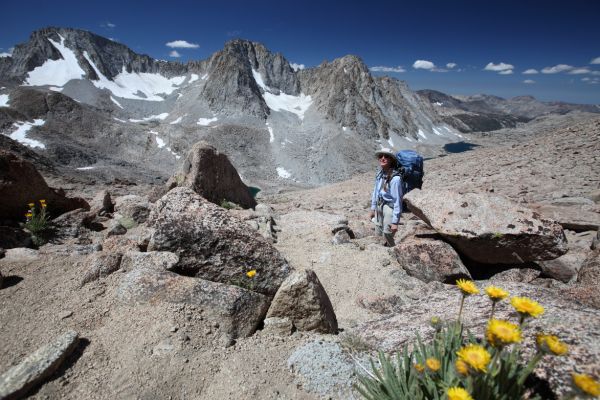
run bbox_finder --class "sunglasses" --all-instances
[378,154,392,159]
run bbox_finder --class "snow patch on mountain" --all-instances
[82,52,184,101]
[252,69,312,120]
[276,167,291,179]
[25,34,85,87]
[189,74,199,83]
[169,116,183,125]
[110,96,124,109]
[197,117,218,126]
[0,94,9,107]
[5,119,46,148]
[129,113,169,122]
[266,122,274,143]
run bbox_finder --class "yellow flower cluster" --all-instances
[456,344,491,373]
[485,286,509,301]
[447,387,473,400]
[246,269,257,278]
[486,319,522,347]
[456,279,479,296]
[536,334,568,356]
[572,373,600,397]
[511,296,545,318]
[425,358,441,372]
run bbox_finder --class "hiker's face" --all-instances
[378,154,392,168]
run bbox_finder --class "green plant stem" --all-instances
[490,302,497,320]
[517,352,543,386]
[458,295,465,322]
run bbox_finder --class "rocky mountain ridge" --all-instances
[0,27,459,192]
[418,89,600,132]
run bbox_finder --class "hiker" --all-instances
[369,148,403,247]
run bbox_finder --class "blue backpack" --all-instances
[395,150,424,194]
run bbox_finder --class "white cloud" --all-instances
[169,50,181,58]
[166,40,199,49]
[446,63,457,69]
[0,47,14,57]
[484,62,514,72]
[523,79,535,84]
[290,63,305,71]
[523,69,538,74]
[370,65,406,73]
[590,57,600,64]
[101,22,116,29]
[541,64,573,74]
[413,60,435,70]
[499,69,513,75]
[568,67,591,74]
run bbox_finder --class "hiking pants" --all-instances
[375,203,395,247]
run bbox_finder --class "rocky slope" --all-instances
[1,112,599,399]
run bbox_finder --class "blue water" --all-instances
[443,142,480,153]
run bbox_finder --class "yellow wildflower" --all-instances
[425,358,441,372]
[447,387,474,400]
[456,279,479,296]
[457,344,491,373]
[486,319,522,347]
[485,286,509,301]
[536,334,568,356]
[511,296,544,318]
[28,203,35,208]
[39,199,46,203]
[414,363,425,373]
[572,373,600,397]
[25,212,33,218]
[455,359,469,376]
[246,269,257,278]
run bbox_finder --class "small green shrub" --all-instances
[220,199,234,209]
[228,269,257,291]
[118,216,137,230]
[23,200,51,246]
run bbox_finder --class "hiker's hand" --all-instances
[369,210,375,220]
[390,224,398,234]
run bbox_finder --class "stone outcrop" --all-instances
[404,189,568,264]
[266,270,338,333]
[118,251,270,342]
[147,187,290,296]
[0,151,89,221]
[166,141,257,209]
[532,201,600,232]
[394,236,471,283]
[0,330,79,400]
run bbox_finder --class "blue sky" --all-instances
[2,0,599,104]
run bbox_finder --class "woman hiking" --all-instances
[368,148,403,247]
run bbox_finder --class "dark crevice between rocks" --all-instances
[525,373,557,400]
[460,254,542,281]
[1,275,24,289]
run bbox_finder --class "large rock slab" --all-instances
[0,151,89,221]
[266,270,337,333]
[165,141,257,209]
[147,187,291,296]
[532,203,600,232]
[394,236,471,283]
[118,252,270,341]
[0,330,79,400]
[404,189,568,264]
[351,281,600,398]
